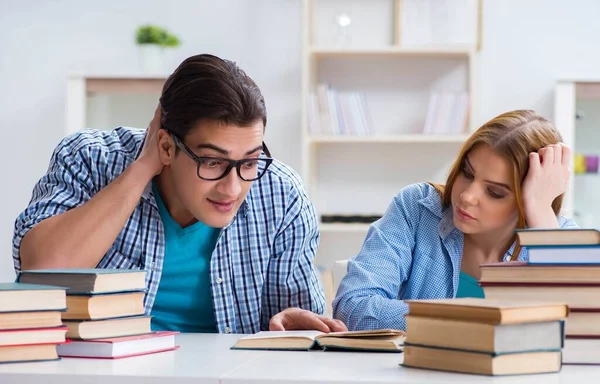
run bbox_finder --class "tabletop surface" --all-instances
[0,333,597,384]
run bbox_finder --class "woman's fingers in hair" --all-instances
[529,151,541,172]
[540,145,554,165]
[552,143,562,165]
[558,142,572,166]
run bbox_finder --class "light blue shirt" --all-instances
[333,182,578,331]
[13,127,326,334]
[151,184,220,333]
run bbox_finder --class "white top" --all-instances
[0,334,598,384]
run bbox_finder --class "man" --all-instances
[13,54,346,334]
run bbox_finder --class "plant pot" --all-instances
[138,44,165,73]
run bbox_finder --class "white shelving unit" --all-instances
[301,0,482,272]
[554,80,600,229]
[66,74,167,134]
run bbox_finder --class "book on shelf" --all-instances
[57,331,179,359]
[231,329,405,352]
[309,84,373,136]
[405,298,569,324]
[63,315,152,340]
[515,228,600,246]
[402,344,562,375]
[0,283,67,313]
[18,268,147,294]
[423,91,469,135]
[63,291,145,320]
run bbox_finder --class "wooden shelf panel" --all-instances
[86,78,166,95]
[308,134,470,144]
[310,46,473,58]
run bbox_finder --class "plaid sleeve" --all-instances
[260,184,325,330]
[332,184,424,331]
[12,136,95,272]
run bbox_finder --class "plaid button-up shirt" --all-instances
[13,127,325,333]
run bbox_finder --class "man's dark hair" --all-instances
[159,54,267,138]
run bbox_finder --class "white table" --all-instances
[0,334,598,384]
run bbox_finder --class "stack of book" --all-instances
[402,298,567,375]
[18,269,176,358]
[480,228,600,364]
[0,282,68,363]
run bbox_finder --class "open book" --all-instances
[231,329,405,352]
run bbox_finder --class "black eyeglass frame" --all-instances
[168,130,274,182]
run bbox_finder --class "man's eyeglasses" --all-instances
[168,131,274,182]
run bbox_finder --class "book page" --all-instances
[321,329,405,339]
[240,331,323,340]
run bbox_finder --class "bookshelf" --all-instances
[66,74,167,135]
[554,80,600,229]
[301,0,482,272]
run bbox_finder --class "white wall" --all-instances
[1,0,600,282]
[478,0,600,126]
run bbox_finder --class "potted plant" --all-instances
[135,25,181,72]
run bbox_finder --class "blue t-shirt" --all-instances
[150,184,220,332]
[455,271,485,298]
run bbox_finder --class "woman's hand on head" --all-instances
[522,143,571,227]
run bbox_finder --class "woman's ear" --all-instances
[157,130,175,166]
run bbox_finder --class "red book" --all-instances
[57,331,179,359]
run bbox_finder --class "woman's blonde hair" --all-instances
[431,110,564,260]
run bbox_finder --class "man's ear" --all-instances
[157,130,175,166]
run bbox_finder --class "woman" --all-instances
[332,110,577,331]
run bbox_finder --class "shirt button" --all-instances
[224,327,232,334]
[216,277,223,284]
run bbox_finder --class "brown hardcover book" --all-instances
[406,298,568,324]
[0,344,61,363]
[405,316,563,353]
[515,228,600,246]
[480,283,600,310]
[64,316,152,340]
[480,261,600,284]
[0,311,63,331]
[63,292,145,320]
[403,344,562,375]
[0,326,67,347]
[566,310,600,336]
